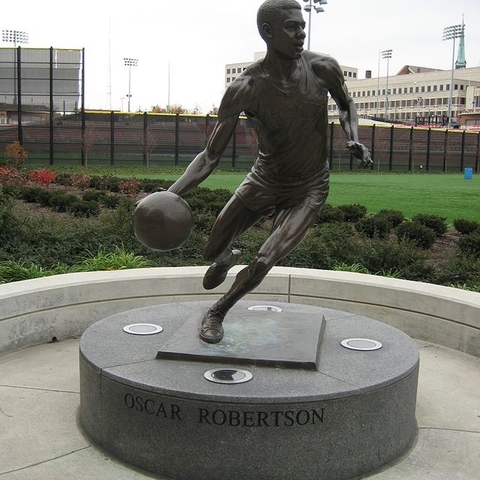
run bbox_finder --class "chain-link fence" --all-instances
[0,47,479,172]
[1,111,479,172]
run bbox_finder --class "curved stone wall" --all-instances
[0,266,478,357]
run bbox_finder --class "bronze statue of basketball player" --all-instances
[168,0,373,343]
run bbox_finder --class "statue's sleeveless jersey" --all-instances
[245,51,329,182]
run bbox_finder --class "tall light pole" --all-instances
[124,57,138,113]
[167,58,171,113]
[376,49,381,118]
[442,24,463,128]
[302,0,327,51]
[2,29,29,105]
[381,49,392,119]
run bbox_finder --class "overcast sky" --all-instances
[2,0,479,113]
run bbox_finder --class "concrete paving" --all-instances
[0,338,478,480]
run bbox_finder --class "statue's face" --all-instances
[268,8,306,60]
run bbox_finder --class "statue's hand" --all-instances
[346,141,373,169]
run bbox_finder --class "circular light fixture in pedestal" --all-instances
[247,305,282,312]
[123,323,163,335]
[204,368,253,384]
[341,338,383,351]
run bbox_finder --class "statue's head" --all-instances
[257,0,302,40]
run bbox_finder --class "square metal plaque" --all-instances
[156,308,325,371]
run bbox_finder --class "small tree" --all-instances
[169,104,187,114]
[82,125,95,169]
[209,105,219,116]
[150,105,168,113]
[4,141,28,170]
[189,104,202,115]
[144,128,156,168]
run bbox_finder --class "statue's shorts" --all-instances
[234,162,330,220]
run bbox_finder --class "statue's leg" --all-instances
[200,204,318,343]
[202,195,264,290]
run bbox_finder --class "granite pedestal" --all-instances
[79,301,419,480]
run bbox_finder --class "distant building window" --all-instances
[227,78,231,83]
[344,71,347,76]
[348,72,352,77]
[440,85,444,91]
[433,85,437,91]
[353,73,357,78]
[227,69,231,74]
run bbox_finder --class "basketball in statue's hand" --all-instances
[133,191,193,251]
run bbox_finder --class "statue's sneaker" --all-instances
[202,249,241,290]
[199,310,225,344]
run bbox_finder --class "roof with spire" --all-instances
[395,65,442,75]
[395,17,467,75]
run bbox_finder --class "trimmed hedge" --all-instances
[0,180,479,289]
[394,221,437,249]
[454,218,480,235]
[411,213,448,237]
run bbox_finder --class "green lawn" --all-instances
[328,173,479,224]
[136,171,479,225]
[37,165,479,225]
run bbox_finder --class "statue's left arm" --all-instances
[314,57,373,169]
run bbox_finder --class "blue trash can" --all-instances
[464,167,473,180]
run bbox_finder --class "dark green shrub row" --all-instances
[16,186,124,217]
[354,211,445,250]
[0,185,479,289]
[278,221,435,282]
